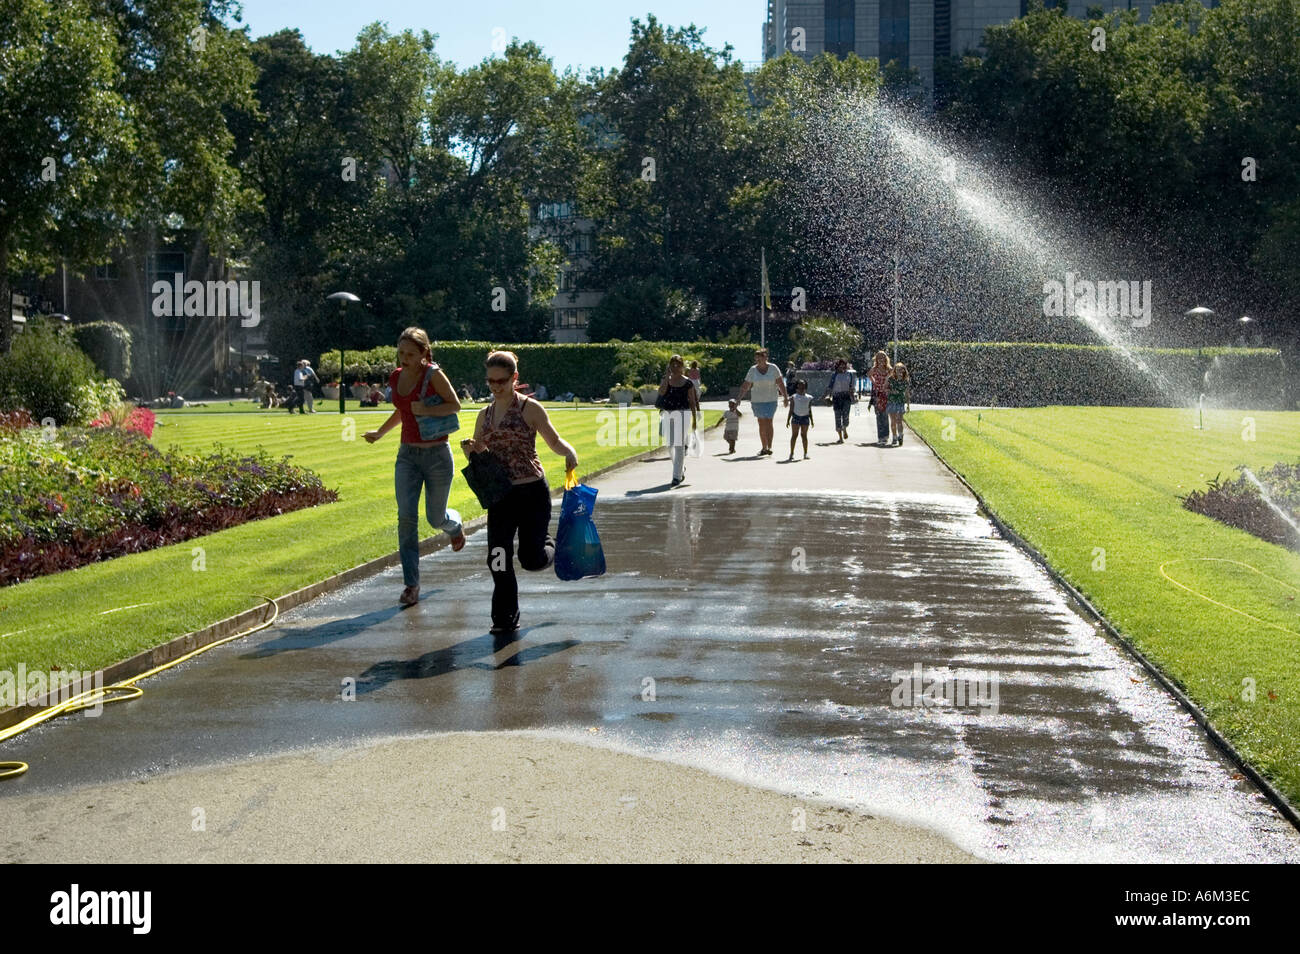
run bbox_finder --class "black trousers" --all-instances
[486,479,555,629]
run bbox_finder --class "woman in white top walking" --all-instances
[736,348,788,456]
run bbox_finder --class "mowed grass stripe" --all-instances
[909,407,1300,804]
[988,407,1296,496]
[0,406,716,675]
[926,411,1299,646]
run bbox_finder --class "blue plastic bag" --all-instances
[555,482,606,581]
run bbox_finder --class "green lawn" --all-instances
[908,406,1300,804]
[0,404,717,676]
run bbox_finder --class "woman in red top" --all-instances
[364,327,466,606]
[461,350,578,636]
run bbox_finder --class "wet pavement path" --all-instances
[3,403,1298,862]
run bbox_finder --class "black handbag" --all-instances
[461,450,514,509]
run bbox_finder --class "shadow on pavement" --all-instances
[238,600,438,659]
[355,623,579,694]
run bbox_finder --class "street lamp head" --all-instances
[1238,315,1254,324]
[327,292,360,307]
[1183,306,1215,317]
[49,313,70,323]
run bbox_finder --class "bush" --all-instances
[0,323,114,425]
[316,345,398,386]
[0,409,35,435]
[612,342,723,388]
[890,341,1288,408]
[0,426,337,585]
[90,404,157,438]
[1182,462,1300,548]
[788,317,862,365]
[318,341,757,400]
[71,321,133,381]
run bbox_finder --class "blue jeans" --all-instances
[832,393,852,431]
[396,443,463,587]
[875,407,890,442]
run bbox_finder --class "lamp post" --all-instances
[1183,305,1215,346]
[326,292,360,414]
[1238,315,1254,347]
[891,249,902,365]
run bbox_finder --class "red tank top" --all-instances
[389,364,447,445]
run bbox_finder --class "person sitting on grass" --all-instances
[786,379,814,460]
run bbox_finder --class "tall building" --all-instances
[762,1,1166,92]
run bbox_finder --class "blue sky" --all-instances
[230,0,763,71]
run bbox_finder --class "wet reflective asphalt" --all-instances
[3,484,1297,862]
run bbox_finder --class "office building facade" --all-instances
[763,1,1166,91]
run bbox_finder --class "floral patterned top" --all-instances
[868,366,891,412]
[478,393,545,484]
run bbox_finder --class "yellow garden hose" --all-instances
[1158,558,1300,637]
[0,597,280,781]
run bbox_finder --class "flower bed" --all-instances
[1182,461,1300,549]
[0,423,338,585]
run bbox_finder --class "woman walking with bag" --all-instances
[657,354,699,487]
[363,327,465,607]
[461,351,579,637]
[828,358,857,443]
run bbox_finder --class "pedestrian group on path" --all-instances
[734,347,911,462]
[360,329,909,631]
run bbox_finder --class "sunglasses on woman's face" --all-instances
[486,376,511,385]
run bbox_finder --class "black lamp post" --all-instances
[326,292,360,413]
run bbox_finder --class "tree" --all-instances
[0,0,259,351]
[581,17,757,318]
[586,276,704,341]
[0,0,131,352]
[788,317,863,364]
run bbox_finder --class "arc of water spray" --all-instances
[1242,468,1300,542]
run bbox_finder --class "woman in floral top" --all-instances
[462,350,579,637]
[867,350,892,446]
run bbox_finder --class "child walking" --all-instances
[722,399,742,453]
[363,327,466,606]
[887,361,911,446]
[786,379,814,460]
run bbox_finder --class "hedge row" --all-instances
[316,340,1290,407]
[317,342,760,396]
[892,342,1290,409]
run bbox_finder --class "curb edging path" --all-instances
[0,441,669,734]
[909,423,1300,833]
